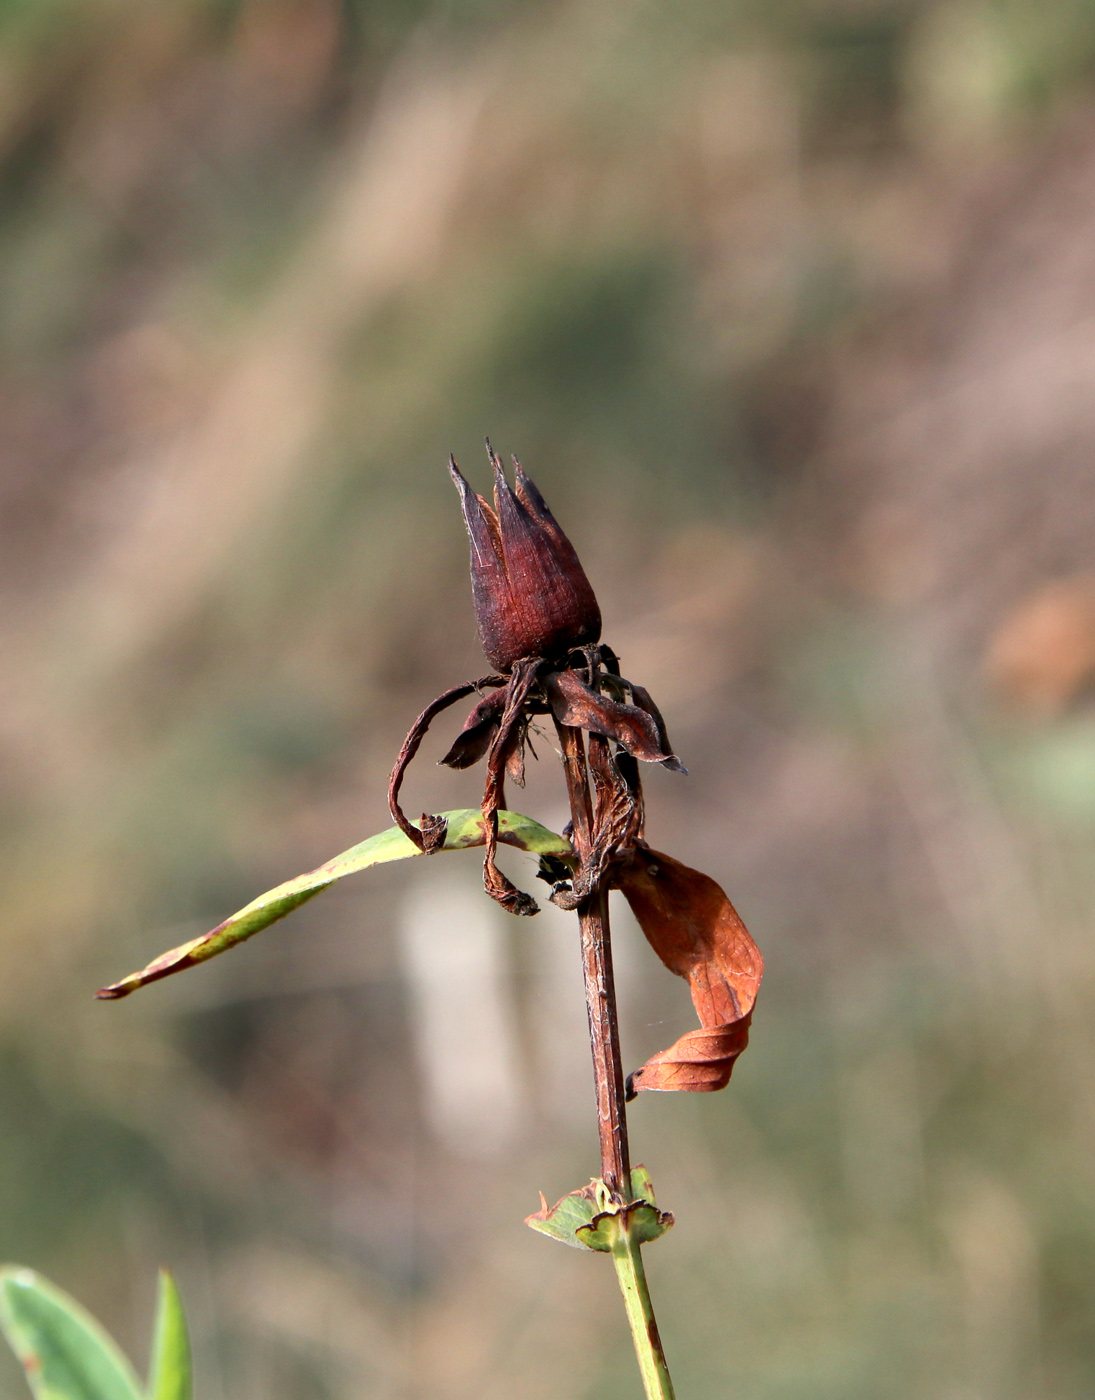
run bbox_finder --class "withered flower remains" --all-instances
[387,442,760,1100]
[450,446,601,669]
[100,440,761,1105]
[97,443,764,1398]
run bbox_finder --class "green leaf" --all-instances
[0,1267,143,1400]
[98,809,571,999]
[146,1273,190,1400]
[620,1166,674,1246]
[526,1167,674,1252]
[578,1199,674,1250]
[526,1182,601,1250]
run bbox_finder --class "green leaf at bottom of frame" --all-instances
[0,1267,143,1400]
[146,1272,191,1400]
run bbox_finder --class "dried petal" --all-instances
[450,447,601,670]
[545,670,682,767]
[505,725,528,787]
[439,687,508,769]
[616,849,762,1094]
[479,659,542,915]
[388,678,501,851]
[626,681,687,773]
[551,730,643,910]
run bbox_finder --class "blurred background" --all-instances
[4,0,1095,1396]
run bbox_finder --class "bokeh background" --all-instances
[5,1,1095,1396]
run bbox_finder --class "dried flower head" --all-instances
[382,443,759,1104]
[388,442,684,915]
[94,445,766,1400]
[100,442,761,1111]
[450,442,601,671]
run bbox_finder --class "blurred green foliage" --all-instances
[0,1266,192,1400]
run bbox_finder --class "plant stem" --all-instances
[555,722,630,1197]
[612,1219,676,1400]
[578,885,630,1196]
[555,720,676,1400]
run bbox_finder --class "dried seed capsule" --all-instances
[450,444,601,670]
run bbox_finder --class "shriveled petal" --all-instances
[479,659,542,916]
[615,848,762,1094]
[439,687,507,769]
[388,677,499,851]
[627,681,687,773]
[506,728,527,787]
[545,670,680,766]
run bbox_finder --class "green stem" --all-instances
[611,1220,676,1400]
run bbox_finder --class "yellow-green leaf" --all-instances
[98,810,571,999]
[146,1272,190,1400]
[526,1182,601,1250]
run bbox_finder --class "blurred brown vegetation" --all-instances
[5,0,1095,1396]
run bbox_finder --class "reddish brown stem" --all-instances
[555,720,632,1200]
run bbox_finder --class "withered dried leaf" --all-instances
[439,687,507,769]
[616,849,762,1095]
[544,670,680,766]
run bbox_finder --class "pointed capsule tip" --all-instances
[485,437,502,471]
[488,446,511,498]
[512,459,553,522]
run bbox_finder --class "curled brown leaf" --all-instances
[616,848,762,1095]
[625,681,687,773]
[544,670,680,766]
[388,676,502,849]
[439,687,507,769]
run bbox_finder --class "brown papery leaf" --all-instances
[616,849,762,1095]
[439,687,507,769]
[544,670,670,764]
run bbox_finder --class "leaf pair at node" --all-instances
[526,1166,674,1252]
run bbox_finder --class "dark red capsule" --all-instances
[449,444,601,671]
